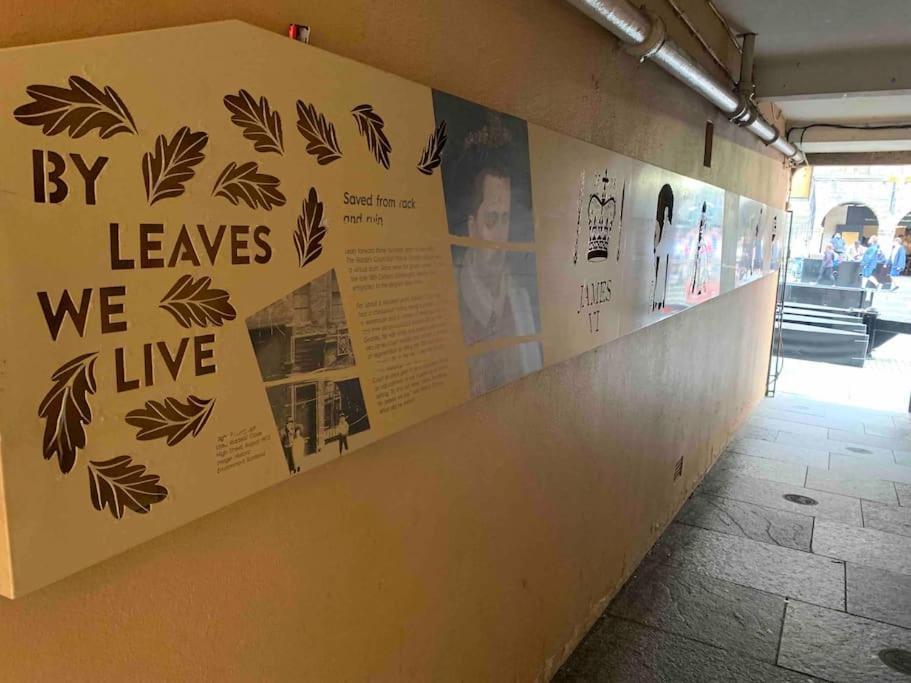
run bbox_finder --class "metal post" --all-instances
[739,33,756,97]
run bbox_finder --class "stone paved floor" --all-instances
[555,395,911,682]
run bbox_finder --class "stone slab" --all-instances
[735,425,779,443]
[864,423,911,441]
[677,494,813,551]
[829,454,911,485]
[847,563,911,629]
[749,416,828,439]
[755,405,864,433]
[554,616,819,682]
[862,500,911,539]
[775,430,897,465]
[778,600,911,682]
[699,471,863,527]
[608,561,786,663]
[758,398,827,417]
[805,468,899,504]
[652,524,846,610]
[813,520,911,576]
[728,438,830,469]
[709,453,807,486]
[829,428,902,452]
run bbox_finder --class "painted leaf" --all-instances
[37,352,98,474]
[351,103,391,169]
[142,126,208,205]
[13,75,137,138]
[294,187,328,268]
[296,100,342,165]
[88,455,169,519]
[417,120,447,175]
[125,395,215,446]
[224,89,284,154]
[160,274,237,328]
[212,161,286,210]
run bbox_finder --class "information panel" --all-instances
[0,21,786,595]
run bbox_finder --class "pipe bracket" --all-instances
[624,12,666,62]
[762,130,781,147]
[728,92,756,127]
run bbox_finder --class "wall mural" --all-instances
[0,21,787,596]
[736,197,765,286]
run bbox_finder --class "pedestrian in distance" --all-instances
[889,236,906,289]
[816,244,836,285]
[860,235,886,289]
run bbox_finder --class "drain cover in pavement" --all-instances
[783,493,818,506]
[846,446,871,454]
[879,649,911,674]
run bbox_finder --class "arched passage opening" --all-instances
[820,202,879,253]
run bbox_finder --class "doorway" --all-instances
[771,167,911,412]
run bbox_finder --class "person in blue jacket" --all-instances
[831,232,846,257]
[889,236,907,279]
[860,235,886,289]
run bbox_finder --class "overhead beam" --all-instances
[795,126,911,153]
[807,151,911,166]
[755,47,911,100]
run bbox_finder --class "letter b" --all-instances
[32,150,108,205]
[33,149,68,204]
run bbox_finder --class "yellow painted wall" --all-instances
[0,1,788,680]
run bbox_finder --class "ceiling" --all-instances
[711,0,911,59]
[711,0,911,156]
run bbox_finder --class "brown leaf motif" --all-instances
[294,187,328,268]
[351,104,391,169]
[224,89,284,154]
[142,126,208,205]
[88,455,168,519]
[212,161,286,210]
[160,274,237,328]
[417,120,447,175]
[13,75,137,138]
[125,395,215,447]
[37,352,98,474]
[296,100,342,165]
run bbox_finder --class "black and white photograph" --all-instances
[265,378,370,473]
[246,269,369,473]
[246,269,354,380]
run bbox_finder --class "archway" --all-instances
[819,202,879,254]
[897,209,911,240]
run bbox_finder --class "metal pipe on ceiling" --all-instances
[566,0,804,164]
